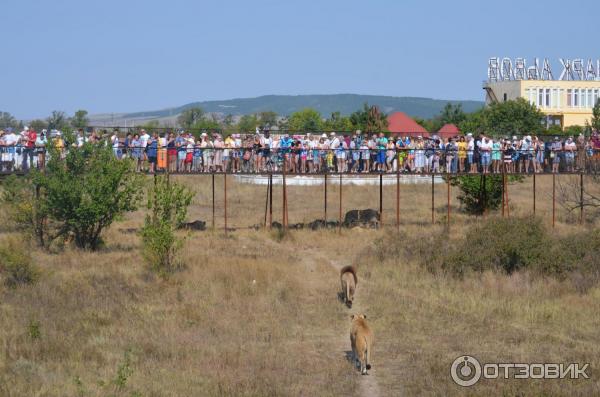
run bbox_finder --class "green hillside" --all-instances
[123,94,483,119]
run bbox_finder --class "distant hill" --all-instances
[117,94,483,121]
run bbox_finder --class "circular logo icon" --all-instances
[451,355,482,387]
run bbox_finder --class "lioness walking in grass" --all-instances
[350,314,373,375]
[340,265,357,308]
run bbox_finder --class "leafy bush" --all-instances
[370,218,600,287]
[443,217,551,276]
[141,176,193,277]
[28,136,144,250]
[0,238,39,287]
[0,175,51,247]
[451,175,523,215]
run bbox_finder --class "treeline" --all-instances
[4,97,600,137]
[0,110,90,132]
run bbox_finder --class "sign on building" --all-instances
[488,57,600,82]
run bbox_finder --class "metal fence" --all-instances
[167,172,592,235]
[2,145,600,176]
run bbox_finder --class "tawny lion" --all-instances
[340,265,357,308]
[350,314,373,375]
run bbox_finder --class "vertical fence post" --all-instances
[263,175,270,228]
[324,173,328,222]
[212,173,215,230]
[533,173,536,216]
[223,173,227,236]
[283,163,288,229]
[338,172,343,233]
[552,173,556,228]
[396,170,400,232]
[269,173,273,229]
[580,173,584,224]
[505,174,510,218]
[379,173,383,227]
[501,172,505,218]
[447,176,451,228]
[482,174,487,219]
[431,174,435,224]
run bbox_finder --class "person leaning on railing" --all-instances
[35,129,48,169]
[551,137,562,174]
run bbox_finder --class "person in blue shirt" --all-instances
[279,134,292,172]
[146,132,158,173]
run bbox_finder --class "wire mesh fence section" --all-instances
[164,173,594,232]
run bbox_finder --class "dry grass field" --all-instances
[1,174,600,396]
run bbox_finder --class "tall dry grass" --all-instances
[1,175,600,396]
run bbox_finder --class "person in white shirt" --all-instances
[3,128,19,168]
[111,132,121,159]
[466,133,476,173]
[479,135,493,174]
[564,136,577,172]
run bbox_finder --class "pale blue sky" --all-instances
[2,0,599,119]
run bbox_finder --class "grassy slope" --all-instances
[119,94,484,119]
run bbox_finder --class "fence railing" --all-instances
[2,144,600,175]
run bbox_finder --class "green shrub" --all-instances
[29,137,144,250]
[0,175,51,247]
[443,217,550,276]
[370,218,600,287]
[451,175,523,215]
[141,176,193,277]
[0,238,39,287]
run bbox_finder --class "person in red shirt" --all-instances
[21,128,37,171]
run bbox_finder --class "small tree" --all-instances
[451,175,522,215]
[140,176,193,277]
[237,114,259,133]
[70,109,89,129]
[0,175,52,248]
[591,99,600,132]
[47,110,69,131]
[349,103,389,133]
[0,111,18,129]
[30,138,144,250]
[484,98,544,136]
[177,107,205,129]
[287,108,323,132]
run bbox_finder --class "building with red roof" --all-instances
[437,123,461,139]
[387,112,429,137]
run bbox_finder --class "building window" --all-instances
[594,89,599,107]
[503,93,507,102]
[588,89,593,108]
[574,89,579,107]
[551,89,558,108]
[567,89,572,107]
[538,89,544,107]
[545,88,551,107]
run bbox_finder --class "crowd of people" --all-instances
[2,126,600,174]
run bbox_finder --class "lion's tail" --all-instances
[365,336,371,370]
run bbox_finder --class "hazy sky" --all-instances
[2,0,599,119]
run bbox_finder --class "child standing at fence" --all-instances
[157,133,167,171]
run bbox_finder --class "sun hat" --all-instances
[321,133,327,138]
